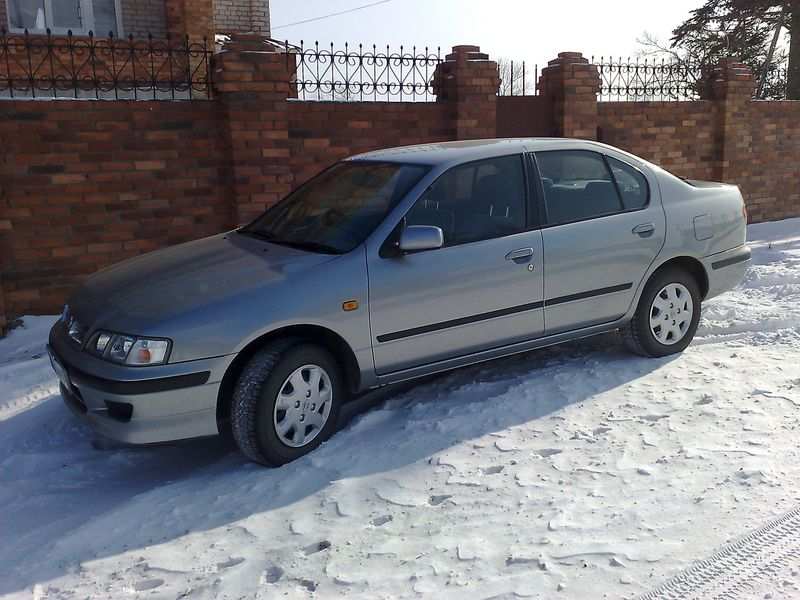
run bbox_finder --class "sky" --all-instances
[269,0,706,68]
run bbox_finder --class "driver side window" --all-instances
[404,155,526,247]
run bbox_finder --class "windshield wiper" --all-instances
[270,239,342,255]
[237,229,341,254]
[236,227,275,241]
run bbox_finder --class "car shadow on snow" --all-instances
[0,332,678,595]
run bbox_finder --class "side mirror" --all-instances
[398,225,444,253]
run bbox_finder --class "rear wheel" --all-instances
[231,341,343,466]
[623,267,701,357]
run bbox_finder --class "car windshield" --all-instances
[240,161,430,254]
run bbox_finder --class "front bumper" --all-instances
[48,322,235,444]
[703,244,752,300]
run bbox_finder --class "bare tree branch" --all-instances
[497,57,535,96]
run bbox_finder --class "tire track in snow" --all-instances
[640,506,800,599]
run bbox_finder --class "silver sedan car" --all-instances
[48,138,751,465]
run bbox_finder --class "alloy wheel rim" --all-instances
[649,283,693,346]
[273,364,333,448]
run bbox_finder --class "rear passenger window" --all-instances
[607,156,649,210]
[405,155,526,246]
[535,150,623,226]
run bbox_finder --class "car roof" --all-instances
[346,138,619,167]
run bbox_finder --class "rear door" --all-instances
[367,154,545,375]
[533,149,665,334]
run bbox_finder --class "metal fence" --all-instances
[759,65,789,100]
[0,29,213,100]
[594,56,792,101]
[285,40,442,102]
[497,60,538,96]
[594,57,702,101]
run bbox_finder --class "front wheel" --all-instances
[622,267,702,357]
[231,341,343,466]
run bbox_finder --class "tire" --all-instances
[622,266,702,358]
[231,340,343,466]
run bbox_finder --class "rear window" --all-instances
[535,150,623,226]
[607,156,649,210]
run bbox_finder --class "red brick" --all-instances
[2,48,797,330]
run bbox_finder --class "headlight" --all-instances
[107,334,136,362]
[90,331,171,366]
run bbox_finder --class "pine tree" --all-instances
[671,0,798,99]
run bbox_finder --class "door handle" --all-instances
[632,223,655,237]
[505,247,534,261]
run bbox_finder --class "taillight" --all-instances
[742,202,748,223]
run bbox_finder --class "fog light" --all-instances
[108,335,135,362]
[104,400,133,422]
[95,332,112,353]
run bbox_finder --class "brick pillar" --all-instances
[433,45,499,140]
[706,59,755,212]
[538,52,601,139]
[215,34,293,225]
[165,0,214,42]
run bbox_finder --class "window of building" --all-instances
[7,0,122,35]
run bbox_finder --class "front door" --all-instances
[367,154,545,375]
[533,149,666,334]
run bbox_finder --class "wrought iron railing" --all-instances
[594,56,793,101]
[497,60,538,96]
[285,40,441,102]
[0,29,213,100]
[759,65,790,100]
[594,57,702,101]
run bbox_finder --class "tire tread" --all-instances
[230,338,299,466]
[621,317,648,356]
[623,266,701,358]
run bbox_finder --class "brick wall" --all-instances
[121,0,168,38]
[432,46,500,140]
[3,43,800,329]
[497,96,552,137]
[0,100,230,316]
[288,102,453,187]
[165,0,214,40]
[215,0,270,35]
[729,101,800,222]
[597,101,719,181]
[597,98,800,223]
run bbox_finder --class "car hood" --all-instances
[69,232,337,334]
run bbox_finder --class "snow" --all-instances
[2,218,800,599]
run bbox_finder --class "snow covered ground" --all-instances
[2,218,800,600]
